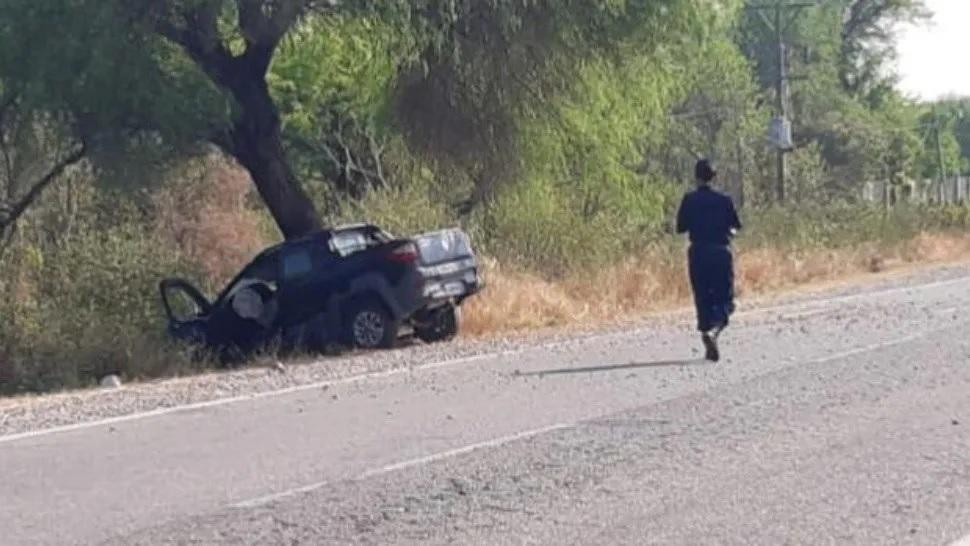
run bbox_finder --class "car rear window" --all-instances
[416,229,472,264]
[330,229,387,257]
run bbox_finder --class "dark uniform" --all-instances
[676,184,742,335]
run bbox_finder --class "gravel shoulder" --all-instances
[2,262,969,438]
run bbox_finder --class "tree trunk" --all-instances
[222,71,322,240]
[141,3,323,240]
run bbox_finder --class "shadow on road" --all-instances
[519,359,708,377]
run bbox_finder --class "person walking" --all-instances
[676,159,742,362]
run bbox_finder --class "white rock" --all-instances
[100,374,122,389]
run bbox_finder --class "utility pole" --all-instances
[934,117,948,204]
[727,94,748,209]
[749,1,814,205]
[774,5,788,204]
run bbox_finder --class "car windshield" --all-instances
[215,253,279,305]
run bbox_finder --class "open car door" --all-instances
[159,278,212,343]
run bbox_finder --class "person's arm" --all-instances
[676,195,690,234]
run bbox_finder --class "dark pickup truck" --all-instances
[160,223,481,361]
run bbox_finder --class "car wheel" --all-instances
[415,305,460,344]
[346,299,398,349]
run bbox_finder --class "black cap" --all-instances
[695,159,717,183]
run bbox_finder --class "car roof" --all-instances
[332,222,375,232]
[213,223,386,305]
[255,223,382,259]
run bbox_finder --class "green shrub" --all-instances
[0,223,203,394]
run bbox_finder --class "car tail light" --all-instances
[388,242,419,264]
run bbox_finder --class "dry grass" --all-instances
[152,158,273,286]
[463,232,970,336]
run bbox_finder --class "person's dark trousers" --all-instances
[688,243,735,333]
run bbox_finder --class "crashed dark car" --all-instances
[160,224,482,361]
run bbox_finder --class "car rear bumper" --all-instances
[420,265,481,305]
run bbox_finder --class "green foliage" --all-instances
[917,103,970,178]
[0,1,229,145]
[655,33,769,206]
[272,16,412,129]
[456,7,750,273]
[741,1,929,101]
[735,0,951,201]
[519,53,683,218]
[332,154,456,236]
[837,0,929,99]
[394,0,740,203]
[472,175,669,274]
[942,99,970,165]
[270,15,419,202]
[739,202,970,254]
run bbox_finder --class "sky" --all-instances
[896,0,970,101]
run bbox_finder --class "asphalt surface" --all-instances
[3,270,970,545]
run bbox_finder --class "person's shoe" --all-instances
[702,332,720,362]
[711,321,727,339]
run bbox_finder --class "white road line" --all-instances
[356,423,571,479]
[231,480,331,510]
[231,423,571,509]
[826,333,926,376]
[1,274,968,445]
[760,274,969,307]
[230,331,931,510]
[0,351,514,446]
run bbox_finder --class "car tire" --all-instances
[415,305,461,344]
[345,299,398,349]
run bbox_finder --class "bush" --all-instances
[0,160,269,395]
[0,223,204,394]
[152,157,275,286]
[470,174,680,275]
[333,173,456,236]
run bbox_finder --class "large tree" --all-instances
[129,1,328,238]
[839,0,929,99]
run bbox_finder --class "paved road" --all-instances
[3,271,970,545]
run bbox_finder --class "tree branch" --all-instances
[0,93,20,198]
[237,0,273,45]
[241,0,309,44]
[269,0,310,34]
[237,0,311,75]
[136,2,237,87]
[0,144,87,235]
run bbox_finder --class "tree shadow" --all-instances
[518,358,709,377]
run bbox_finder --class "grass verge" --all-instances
[463,231,970,336]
